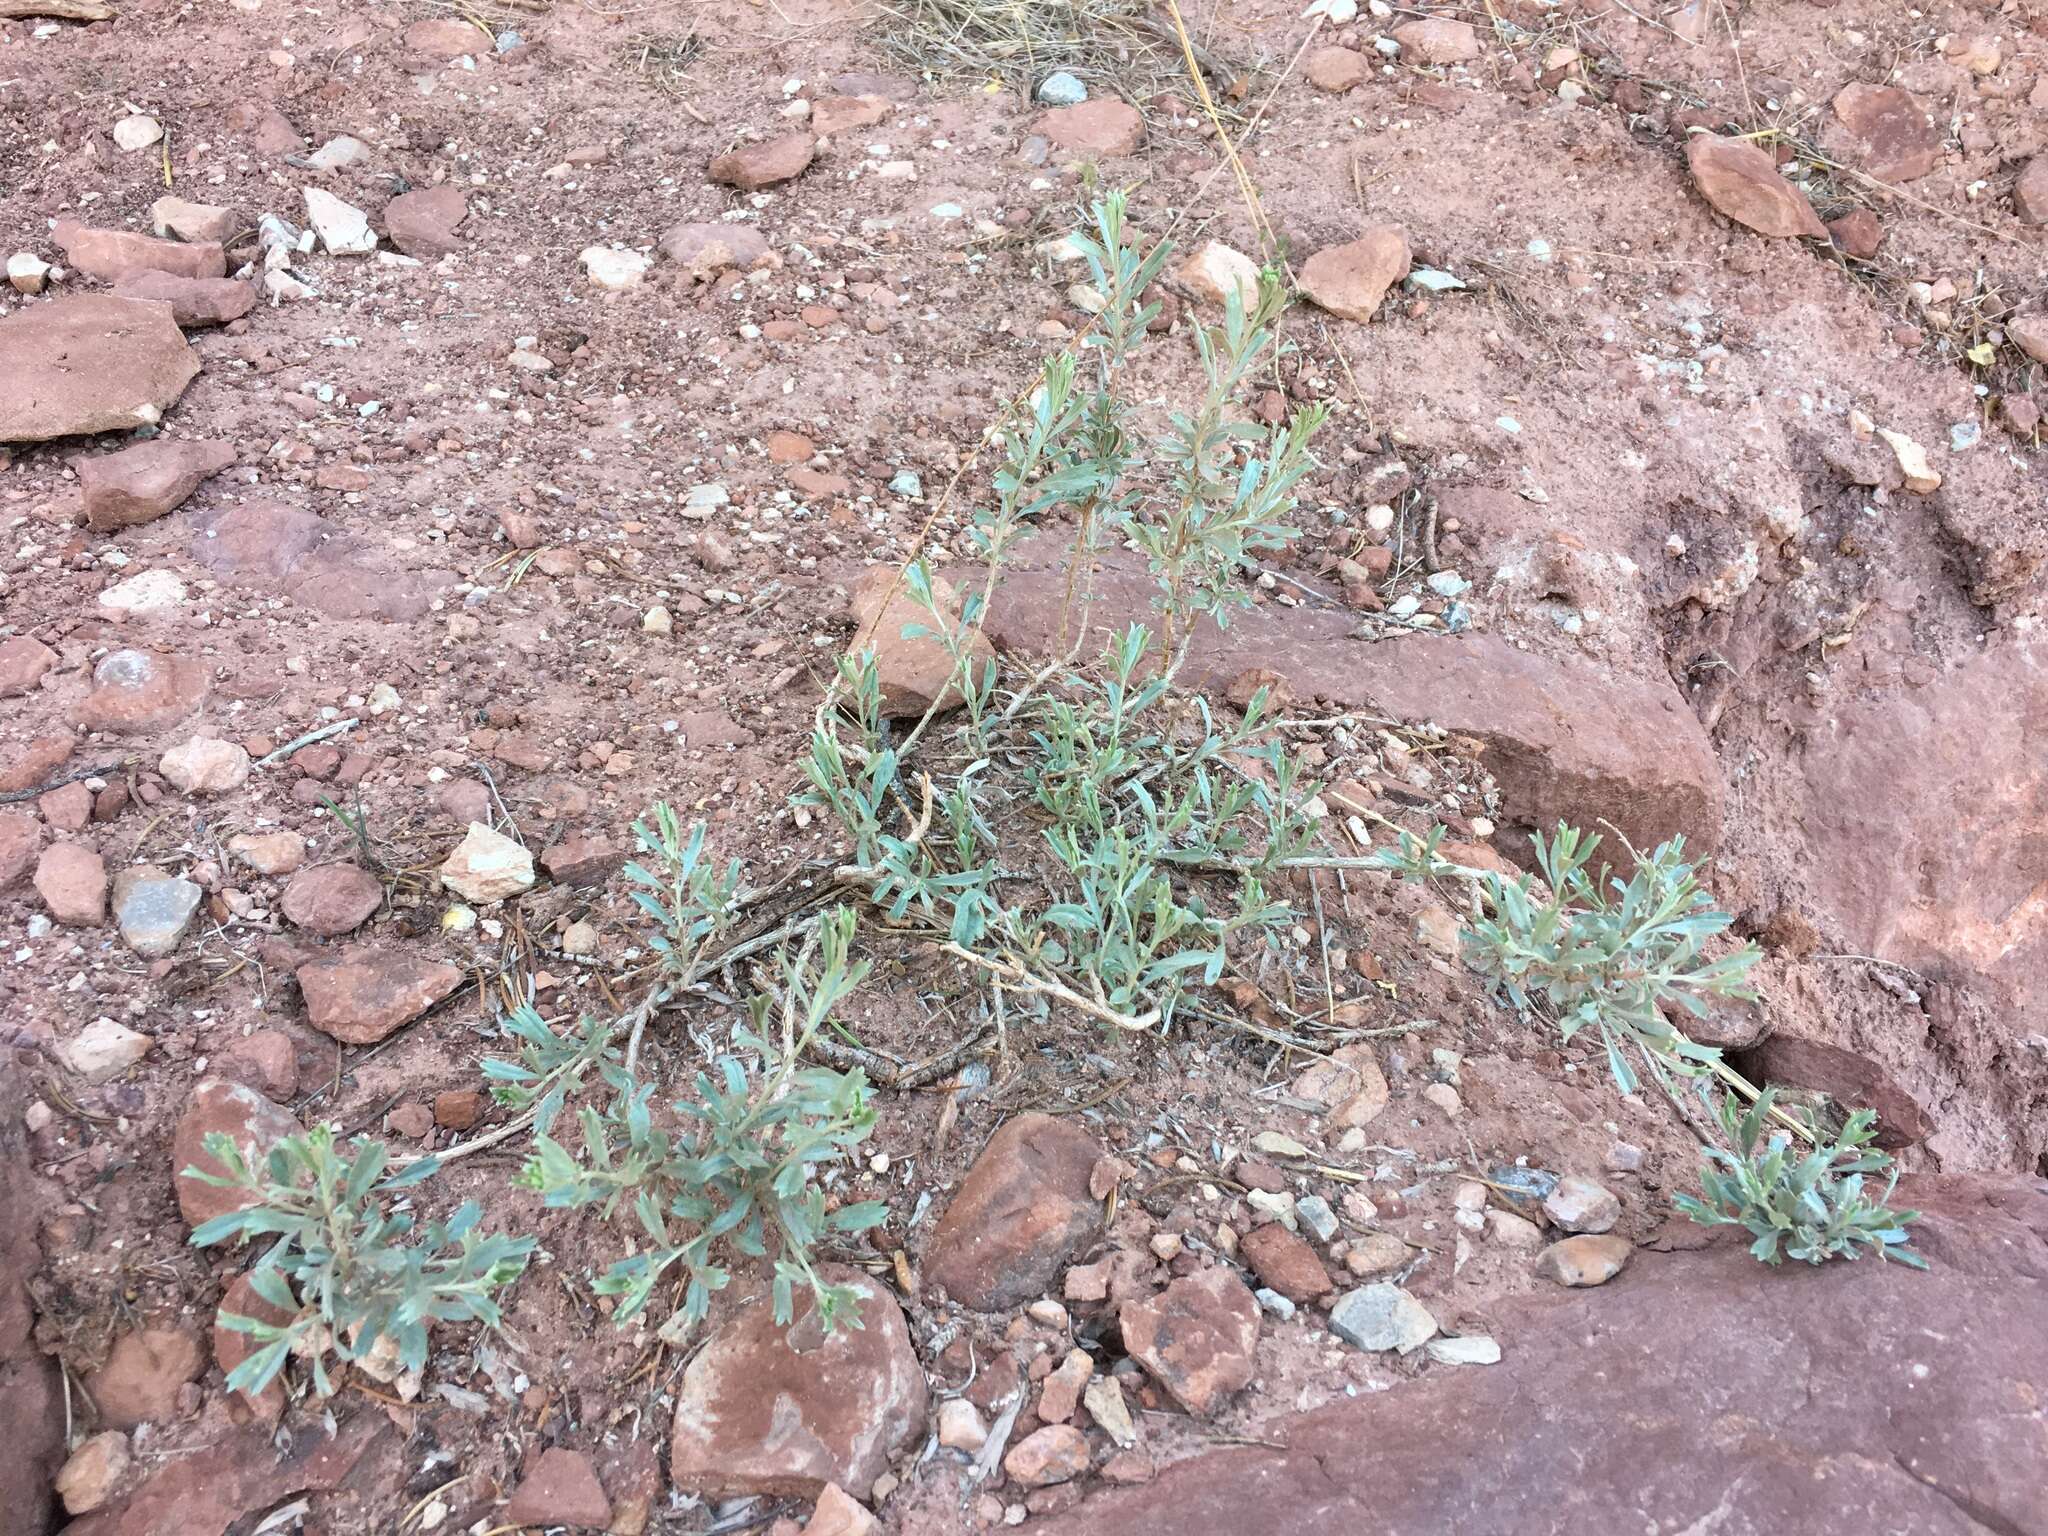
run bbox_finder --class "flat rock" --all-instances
[172,1080,302,1228]
[1541,1174,1621,1233]
[540,834,622,886]
[0,812,43,889]
[1685,134,1827,238]
[0,295,201,444]
[151,197,238,244]
[297,950,464,1045]
[111,272,256,328]
[405,15,484,55]
[1329,1282,1438,1353]
[810,94,891,138]
[1041,1177,2048,1536]
[3,734,77,794]
[1037,100,1144,157]
[660,221,771,280]
[1392,18,1480,63]
[709,132,816,190]
[158,737,250,795]
[505,1447,612,1530]
[1298,226,1411,322]
[1118,1266,1260,1416]
[844,565,992,719]
[188,502,453,622]
[112,866,202,957]
[99,570,188,618]
[1303,45,1369,91]
[1239,1222,1333,1303]
[439,822,534,902]
[0,635,56,697]
[228,831,306,876]
[211,1270,293,1418]
[60,1019,153,1083]
[281,864,384,936]
[1177,240,1259,309]
[1827,84,1940,183]
[75,438,235,530]
[925,1113,1105,1310]
[75,648,209,733]
[1005,1425,1091,1488]
[303,188,376,256]
[984,542,1723,866]
[35,842,106,925]
[52,220,227,282]
[669,1268,926,1500]
[87,1327,202,1430]
[1535,1234,1632,1287]
[382,185,467,257]
[1734,1034,1932,1148]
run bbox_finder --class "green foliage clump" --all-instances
[1675,1088,1925,1267]
[514,905,885,1335]
[1373,822,1759,1095]
[188,1127,533,1397]
[803,192,1327,1034]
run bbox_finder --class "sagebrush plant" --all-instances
[804,191,1329,1033]
[1675,1087,1925,1267]
[1371,822,1759,1096]
[514,905,885,1333]
[188,1127,533,1396]
[1373,821,1926,1265]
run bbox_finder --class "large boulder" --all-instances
[1038,1175,2048,1536]
[0,296,200,444]
[669,1268,926,1500]
[924,1113,1105,1311]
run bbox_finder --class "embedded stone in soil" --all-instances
[0,295,201,444]
[668,1267,926,1500]
[924,1112,1105,1311]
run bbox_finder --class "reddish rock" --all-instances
[1037,1347,1094,1423]
[280,864,384,936]
[764,430,815,463]
[2003,393,2042,436]
[187,503,453,623]
[212,1269,294,1418]
[0,295,201,444]
[1734,1035,1931,1148]
[1005,1425,1091,1488]
[803,1483,876,1536]
[844,565,994,720]
[2011,317,2048,366]
[1303,46,1368,92]
[382,185,468,257]
[52,220,227,282]
[925,1113,1105,1310]
[111,272,256,328]
[1036,1178,2048,1536]
[1392,18,1480,63]
[810,95,891,138]
[660,221,771,280]
[506,1447,612,1530]
[88,1326,203,1429]
[1238,1222,1333,1303]
[0,635,56,697]
[1118,1266,1261,1417]
[75,438,235,530]
[1037,100,1144,157]
[59,1416,387,1536]
[540,834,622,886]
[669,1269,926,1499]
[1298,226,1411,322]
[433,1090,485,1130]
[2015,157,2048,226]
[75,649,209,734]
[1685,135,1827,239]
[1535,1234,1633,1287]
[406,16,485,55]
[709,133,816,190]
[40,780,92,831]
[0,813,43,889]
[35,842,107,925]
[1826,209,1882,260]
[213,1030,299,1100]
[1827,84,1940,183]
[0,733,74,794]
[172,1080,302,1228]
[297,950,464,1045]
